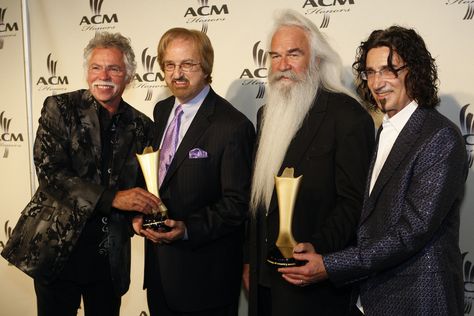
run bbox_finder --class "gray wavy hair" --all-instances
[83,32,136,81]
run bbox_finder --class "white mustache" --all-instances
[269,70,299,83]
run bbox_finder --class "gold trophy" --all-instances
[136,146,170,231]
[267,167,302,267]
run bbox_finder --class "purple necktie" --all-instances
[159,104,184,185]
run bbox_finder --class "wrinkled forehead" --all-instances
[271,26,309,52]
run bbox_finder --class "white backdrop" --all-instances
[1,0,473,315]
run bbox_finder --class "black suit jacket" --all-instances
[144,87,256,312]
[248,90,375,316]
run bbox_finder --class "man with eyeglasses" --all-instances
[2,32,160,315]
[245,9,374,316]
[279,26,468,316]
[132,27,255,316]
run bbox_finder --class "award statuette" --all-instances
[136,146,170,231]
[267,167,302,267]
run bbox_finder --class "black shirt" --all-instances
[59,101,125,283]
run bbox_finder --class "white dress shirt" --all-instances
[369,100,418,195]
[159,84,210,149]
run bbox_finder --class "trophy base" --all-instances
[142,214,171,232]
[266,247,303,267]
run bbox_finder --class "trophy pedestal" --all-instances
[266,247,305,267]
[267,247,296,267]
[142,213,171,232]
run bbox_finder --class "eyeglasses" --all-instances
[88,64,125,76]
[163,61,201,72]
[360,65,407,81]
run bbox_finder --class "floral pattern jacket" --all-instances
[1,89,153,296]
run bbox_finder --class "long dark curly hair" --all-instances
[353,26,440,111]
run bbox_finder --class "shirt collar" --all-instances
[174,84,210,109]
[382,100,418,133]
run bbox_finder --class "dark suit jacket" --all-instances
[144,87,256,312]
[248,90,375,316]
[1,89,153,296]
[324,107,468,316]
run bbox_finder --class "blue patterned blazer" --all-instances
[324,107,468,315]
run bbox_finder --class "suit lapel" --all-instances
[153,100,174,150]
[160,89,216,188]
[360,107,427,224]
[267,90,328,215]
[110,102,138,178]
[359,127,382,222]
[78,92,141,185]
[77,91,101,167]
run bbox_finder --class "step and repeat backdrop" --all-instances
[1,0,473,315]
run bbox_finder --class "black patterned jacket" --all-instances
[1,89,153,296]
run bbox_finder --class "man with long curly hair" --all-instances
[279,26,468,316]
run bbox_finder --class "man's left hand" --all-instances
[278,242,329,286]
[141,219,186,244]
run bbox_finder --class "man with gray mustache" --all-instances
[244,9,374,316]
[2,32,159,316]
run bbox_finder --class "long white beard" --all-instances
[250,67,319,213]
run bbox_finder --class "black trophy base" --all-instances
[142,213,171,232]
[266,247,303,267]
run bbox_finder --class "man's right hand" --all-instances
[112,188,160,214]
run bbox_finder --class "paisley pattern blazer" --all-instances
[1,89,153,296]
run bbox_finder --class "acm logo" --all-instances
[0,220,13,252]
[0,111,24,159]
[303,0,355,6]
[185,0,229,25]
[133,48,166,101]
[184,0,229,17]
[79,0,118,31]
[463,252,474,314]
[36,54,69,94]
[460,104,474,168]
[239,41,268,99]
[445,0,474,20]
[302,0,355,28]
[0,8,19,33]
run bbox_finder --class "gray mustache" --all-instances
[269,70,299,82]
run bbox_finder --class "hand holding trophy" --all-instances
[267,167,302,267]
[136,146,170,231]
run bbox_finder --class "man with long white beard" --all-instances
[243,10,375,316]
